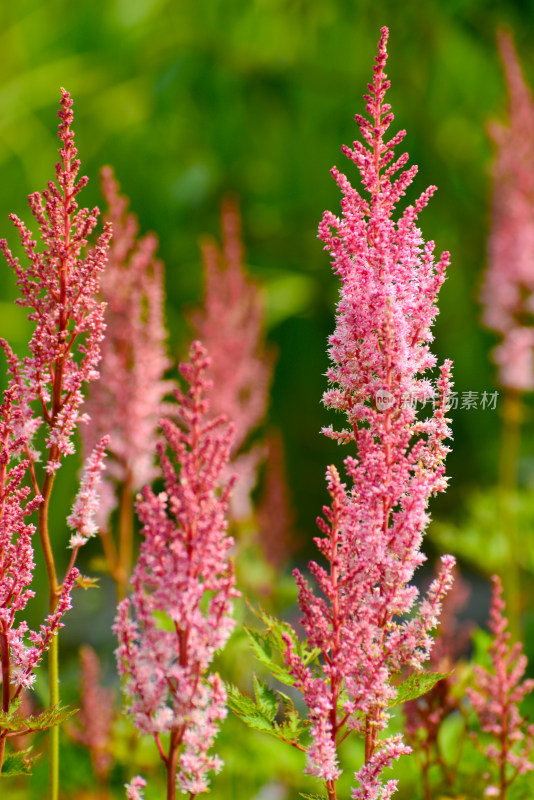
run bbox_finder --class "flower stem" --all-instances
[48,635,60,800]
[166,730,180,800]
[117,475,134,601]
[499,389,522,642]
[38,469,61,800]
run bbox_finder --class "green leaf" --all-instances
[226,684,277,734]
[391,671,452,707]
[226,683,307,746]
[23,704,76,732]
[76,574,100,590]
[253,675,279,721]
[245,605,321,687]
[277,692,308,741]
[0,748,34,777]
[299,793,328,799]
[245,628,295,686]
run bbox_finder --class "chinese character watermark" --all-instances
[374,387,499,412]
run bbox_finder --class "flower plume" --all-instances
[0,89,112,474]
[284,27,454,798]
[191,197,273,518]
[467,575,534,797]
[114,341,238,796]
[82,165,171,530]
[481,31,534,390]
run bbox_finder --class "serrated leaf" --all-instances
[226,685,277,734]
[227,683,306,745]
[299,793,328,799]
[76,574,100,590]
[0,748,34,776]
[246,605,321,686]
[277,691,307,739]
[253,675,279,721]
[23,704,76,732]
[245,628,295,686]
[392,671,452,707]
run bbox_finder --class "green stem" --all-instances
[38,468,61,800]
[498,389,522,643]
[48,635,59,800]
[117,476,134,602]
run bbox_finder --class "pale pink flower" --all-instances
[467,575,534,796]
[114,341,238,796]
[284,27,454,798]
[69,645,115,781]
[82,166,172,529]
[481,31,534,390]
[125,776,146,800]
[191,197,273,518]
[67,436,109,548]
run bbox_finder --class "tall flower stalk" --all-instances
[282,28,454,799]
[82,166,171,599]
[191,197,273,520]
[467,575,534,799]
[0,90,111,798]
[0,374,77,773]
[481,31,534,640]
[114,341,238,800]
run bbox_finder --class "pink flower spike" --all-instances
[125,776,146,800]
[82,166,172,532]
[191,197,274,518]
[467,575,534,795]
[0,89,112,470]
[114,341,239,796]
[67,435,109,548]
[284,27,453,797]
[481,31,534,390]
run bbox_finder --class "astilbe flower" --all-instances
[82,166,171,542]
[467,575,534,799]
[0,89,111,795]
[69,645,115,782]
[114,341,238,799]
[191,197,273,518]
[283,28,455,800]
[0,89,112,475]
[481,32,534,390]
[0,377,78,768]
[403,565,472,797]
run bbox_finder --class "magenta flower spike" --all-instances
[0,89,111,797]
[83,166,171,528]
[283,28,454,799]
[81,166,171,595]
[467,575,534,798]
[114,341,239,799]
[481,32,534,390]
[0,90,111,474]
[0,378,78,769]
[191,197,273,518]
